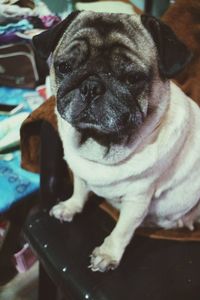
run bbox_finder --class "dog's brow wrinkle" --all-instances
[84,17,125,37]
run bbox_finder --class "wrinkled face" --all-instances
[52,12,157,144]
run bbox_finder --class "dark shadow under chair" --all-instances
[24,121,200,300]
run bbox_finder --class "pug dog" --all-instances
[33,11,200,272]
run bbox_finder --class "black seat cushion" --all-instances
[24,200,200,300]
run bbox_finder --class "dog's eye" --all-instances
[124,73,146,85]
[124,75,135,85]
[57,62,72,75]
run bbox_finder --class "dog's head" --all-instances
[33,11,191,145]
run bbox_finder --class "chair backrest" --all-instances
[40,121,72,209]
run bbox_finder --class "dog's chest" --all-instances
[57,115,159,201]
[63,152,135,207]
[62,143,157,210]
[64,150,136,196]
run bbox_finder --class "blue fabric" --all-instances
[0,86,44,116]
[0,87,40,214]
[0,86,32,122]
[0,151,39,214]
[0,19,33,35]
[0,86,31,105]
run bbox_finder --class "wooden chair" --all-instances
[23,121,200,300]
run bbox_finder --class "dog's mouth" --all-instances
[74,119,134,146]
[71,109,132,132]
[58,101,144,146]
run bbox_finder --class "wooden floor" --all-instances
[0,262,38,300]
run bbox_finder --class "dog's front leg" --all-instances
[90,194,152,272]
[50,175,89,222]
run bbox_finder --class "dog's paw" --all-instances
[89,235,124,272]
[49,201,78,222]
[89,246,119,272]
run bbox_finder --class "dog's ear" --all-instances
[141,14,192,78]
[32,11,80,59]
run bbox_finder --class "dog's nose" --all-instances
[80,79,105,101]
[119,112,130,125]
